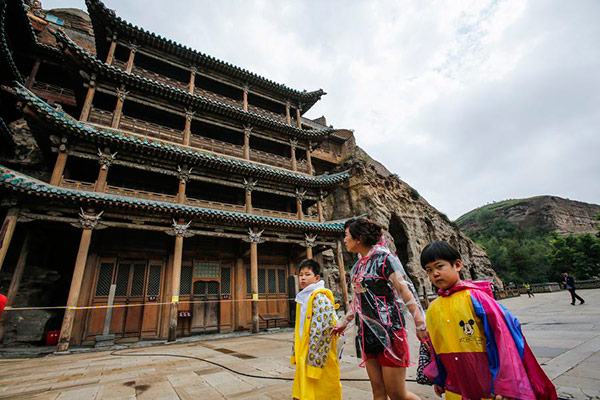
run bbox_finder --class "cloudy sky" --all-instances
[43,0,600,219]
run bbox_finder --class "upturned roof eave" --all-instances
[0,164,344,233]
[6,83,351,189]
[84,0,324,112]
[54,29,333,142]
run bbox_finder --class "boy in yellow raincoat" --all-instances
[291,259,342,400]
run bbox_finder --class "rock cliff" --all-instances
[319,146,499,296]
[457,196,600,236]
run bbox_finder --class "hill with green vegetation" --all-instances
[456,196,600,284]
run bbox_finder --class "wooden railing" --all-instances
[194,87,241,108]
[112,59,294,128]
[87,109,310,174]
[60,179,95,191]
[113,59,188,90]
[32,81,76,99]
[59,179,318,221]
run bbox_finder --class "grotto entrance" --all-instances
[388,214,420,290]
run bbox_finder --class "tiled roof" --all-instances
[55,29,332,141]
[0,164,344,233]
[85,0,324,113]
[9,83,351,189]
[0,3,23,83]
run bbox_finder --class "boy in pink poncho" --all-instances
[420,241,557,400]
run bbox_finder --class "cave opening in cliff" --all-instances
[388,214,415,280]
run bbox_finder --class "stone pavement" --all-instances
[0,289,598,400]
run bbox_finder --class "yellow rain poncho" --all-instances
[291,282,342,400]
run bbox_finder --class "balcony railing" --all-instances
[88,108,184,144]
[86,109,310,173]
[114,59,188,91]
[32,81,77,106]
[59,179,319,221]
[112,59,296,128]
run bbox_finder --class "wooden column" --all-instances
[57,210,100,352]
[336,241,350,312]
[242,84,249,111]
[296,107,302,129]
[125,44,138,73]
[285,101,291,125]
[25,58,41,89]
[0,209,19,272]
[306,141,313,175]
[243,126,252,160]
[176,166,191,204]
[244,178,256,214]
[105,33,117,66]
[0,234,31,342]
[79,75,96,122]
[317,197,324,223]
[50,138,67,186]
[250,240,259,333]
[247,228,262,333]
[168,219,189,342]
[111,86,128,128]
[289,139,297,171]
[188,67,196,94]
[95,148,116,192]
[183,109,194,146]
[234,257,245,330]
[295,189,305,221]
[306,246,313,260]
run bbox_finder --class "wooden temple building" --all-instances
[0,0,352,350]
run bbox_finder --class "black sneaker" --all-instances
[580,301,585,305]
[571,303,576,305]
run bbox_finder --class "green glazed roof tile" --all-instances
[53,29,330,141]
[7,83,350,189]
[0,164,344,233]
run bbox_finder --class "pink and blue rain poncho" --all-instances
[424,280,557,400]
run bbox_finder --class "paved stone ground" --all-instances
[0,289,598,399]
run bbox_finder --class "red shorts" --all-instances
[364,329,410,368]
[365,351,405,367]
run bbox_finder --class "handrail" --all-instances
[87,109,310,174]
[59,179,311,221]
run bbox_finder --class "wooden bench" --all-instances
[259,314,286,330]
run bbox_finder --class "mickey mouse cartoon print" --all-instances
[459,319,475,336]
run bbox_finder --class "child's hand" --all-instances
[433,384,444,397]
[331,324,346,336]
[494,396,513,400]
[416,328,429,341]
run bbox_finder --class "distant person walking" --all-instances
[562,272,585,305]
[524,282,534,298]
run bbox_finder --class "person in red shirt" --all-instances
[0,293,7,316]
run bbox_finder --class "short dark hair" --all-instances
[298,259,321,276]
[420,241,462,268]
[344,217,382,246]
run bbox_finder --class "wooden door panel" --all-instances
[191,302,205,333]
[109,307,125,334]
[124,305,143,336]
[141,304,160,335]
[206,302,219,331]
[86,308,106,336]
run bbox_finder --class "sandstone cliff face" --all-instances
[320,146,499,295]
[458,196,600,236]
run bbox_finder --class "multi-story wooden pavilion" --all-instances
[0,0,351,351]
